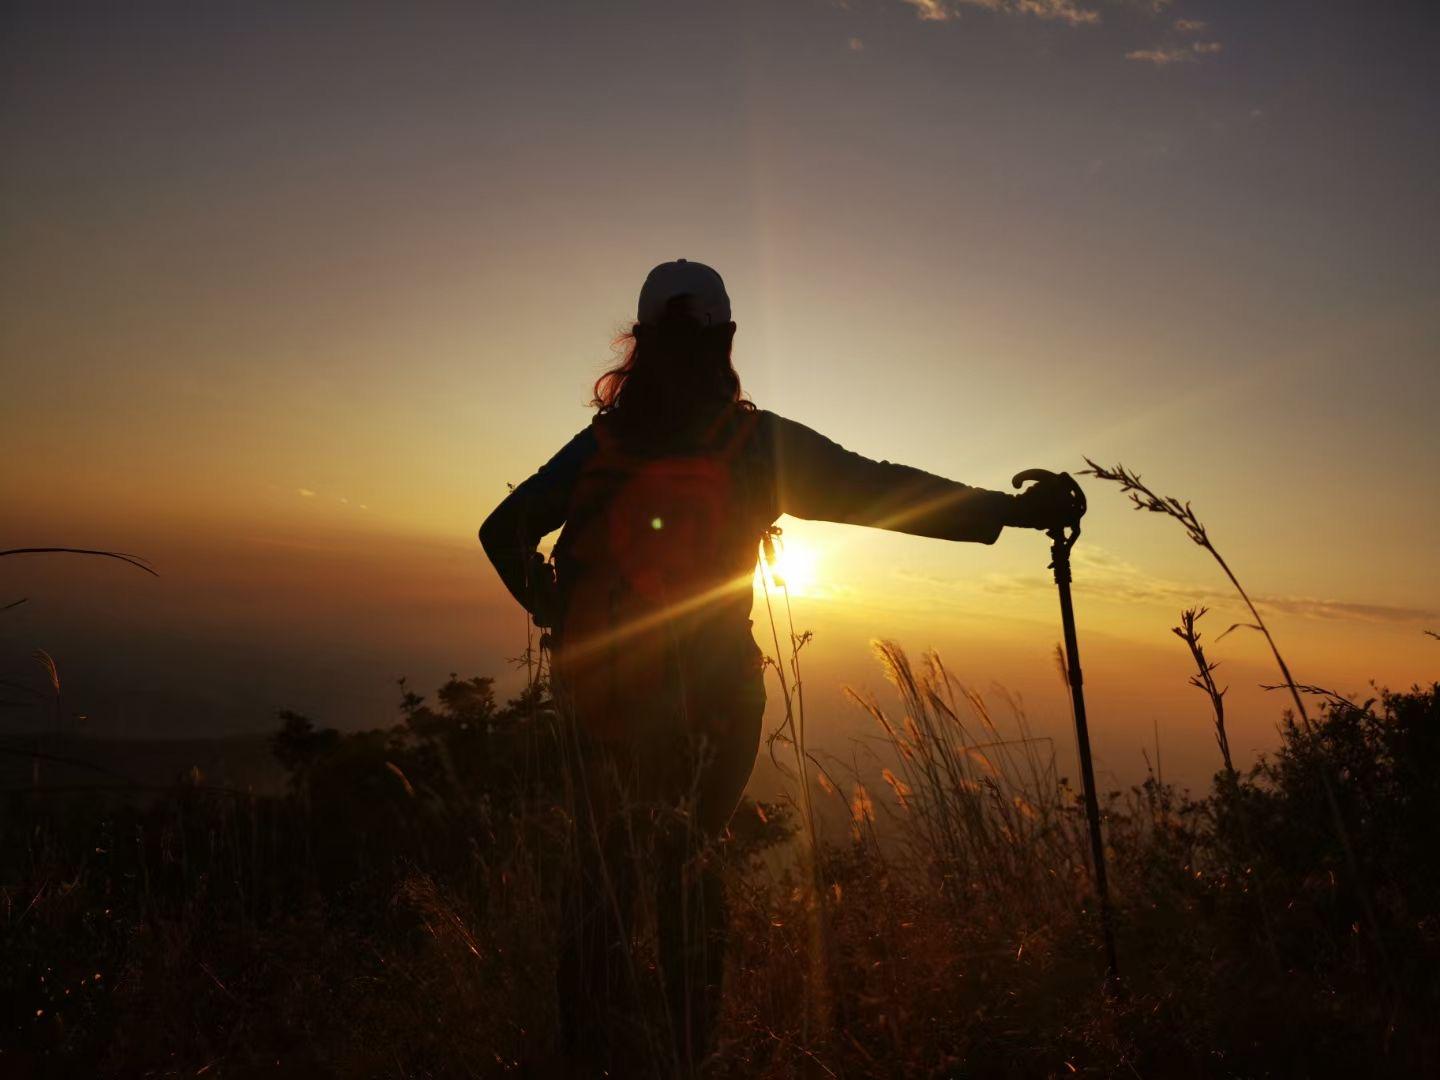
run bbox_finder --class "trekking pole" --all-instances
[1011,469,1119,983]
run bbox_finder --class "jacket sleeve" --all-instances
[479,427,595,613]
[760,412,1013,544]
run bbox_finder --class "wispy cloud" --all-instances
[892,0,1221,47]
[295,486,368,510]
[1126,39,1223,65]
[898,548,1437,626]
[895,1,1225,63]
[901,0,1102,27]
[901,0,951,21]
[1252,597,1439,623]
[1012,0,1100,24]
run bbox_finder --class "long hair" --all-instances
[591,300,752,449]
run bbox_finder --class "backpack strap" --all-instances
[588,412,626,461]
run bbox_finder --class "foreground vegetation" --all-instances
[2,653,1436,1078]
[5,471,1436,1076]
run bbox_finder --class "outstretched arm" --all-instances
[760,412,1014,543]
[479,427,595,617]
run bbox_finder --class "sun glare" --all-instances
[758,537,821,597]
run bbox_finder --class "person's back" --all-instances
[479,258,1077,1073]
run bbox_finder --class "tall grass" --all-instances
[843,644,1081,921]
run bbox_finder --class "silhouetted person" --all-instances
[481,259,1076,1074]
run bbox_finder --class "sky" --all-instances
[3,0,1437,790]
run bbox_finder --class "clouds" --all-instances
[891,0,1223,65]
[901,0,951,20]
[898,547,1437,627]
[1009,0,1100,25]
[1126,9,1223,64]
[296,487,369,511]
[901,0,1101,24]
[1126,40,1223,65]
[1247,596,1438,624]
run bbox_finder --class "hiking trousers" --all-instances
[554,650,764,1076]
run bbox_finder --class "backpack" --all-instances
[551,407,762,741]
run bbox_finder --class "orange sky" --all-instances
[3,0,1437,789]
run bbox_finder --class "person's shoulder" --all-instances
[750,408,825,443]
[734,403,780,447]
[538,420,601,473]
[745,405,785,433]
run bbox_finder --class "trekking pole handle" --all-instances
[1010,467,1059,488]
[1010,468,1086,551]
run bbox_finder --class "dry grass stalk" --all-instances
[1080,459,1310,728]
[1,547,157,576]
[1171,607,1234,775]
[757,526,833,1045]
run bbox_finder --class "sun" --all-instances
[758,536,821,597]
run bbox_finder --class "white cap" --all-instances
[636,259,732,326]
